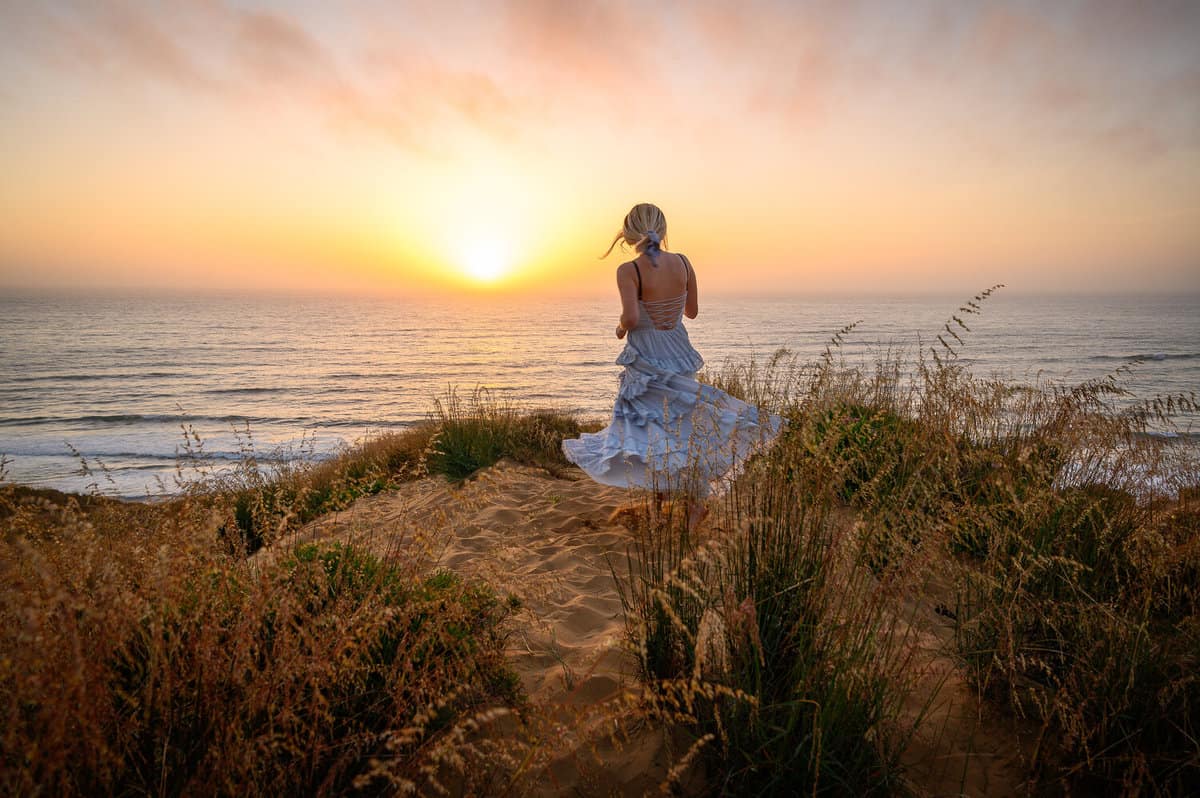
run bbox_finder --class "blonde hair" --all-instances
[602,202,668,259]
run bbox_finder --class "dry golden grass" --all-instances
[0,395,592,796]
[598,287,1198,795]
[679,290,1199,795]
[3,290,1198,795]
[0,481,526,795]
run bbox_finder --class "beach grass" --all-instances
[426,387,597,480]
[0,391,593,796]
[0,494,522,796]
[177,388,593,555]
[3,290,1199,794]
[601,287,1198,794]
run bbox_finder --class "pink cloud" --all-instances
[3,0,1197,166]
[234,10,332,82]
[1,2,522,154]
[4,1,222,93]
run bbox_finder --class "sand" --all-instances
[270,460,698,795]
[266,459,1030,796]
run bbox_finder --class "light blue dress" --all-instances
[562,274,784,497]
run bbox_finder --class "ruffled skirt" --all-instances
[562,347,784,497]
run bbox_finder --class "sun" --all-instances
[457,235,514,284]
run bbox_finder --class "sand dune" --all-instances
[266,460,1027,796]
[272,460,696,794]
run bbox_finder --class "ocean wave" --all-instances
[1090,353,1198,362]
[1136,430,1200,442]
[0,413,300,428]
[324,371,414,380]
[107,462,183,472]
[201,387,290,396]
[311,419,420,429]
[5,371,195,383]
[0,447,307,463]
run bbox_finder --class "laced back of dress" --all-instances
[632,257,689,330]
[640,293,688,330]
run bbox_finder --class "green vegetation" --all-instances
[181,389,591,555]
[613,289,1198,795]
[616,368,925,796]
[426,387,596,480]
[753,293,1195,794]
[3,289,1198,795]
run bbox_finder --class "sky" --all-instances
[0,0,1197,298]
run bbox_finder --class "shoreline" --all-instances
[6,415,1196,502]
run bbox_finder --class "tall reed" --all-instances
[615,331,927,795]
[0,480,523,795]
[617,288,1199,794]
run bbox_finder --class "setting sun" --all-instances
[456,234,515,283]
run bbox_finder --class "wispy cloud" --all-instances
[4,1,222,92]
[0,1,525,153]
[233,10,332,83]
[7,0,1197,163]
[1,0,1197,294]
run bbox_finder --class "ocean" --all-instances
[1,293,1196,498]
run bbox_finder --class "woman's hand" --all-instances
[615,323,627,339]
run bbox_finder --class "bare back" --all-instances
[616,250,700,335]
[634,252,690,302]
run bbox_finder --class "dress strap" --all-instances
[632,261,642,300]
[679,253,693,283]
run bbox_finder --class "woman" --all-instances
[562,203,783,522]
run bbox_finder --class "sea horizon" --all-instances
[4,283,1199,303]
[2,290,1196,498]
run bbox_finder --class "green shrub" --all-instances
[426,388,589,480]
[806,403,921,503]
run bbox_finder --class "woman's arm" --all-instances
[615,262,640,337]
[682,254,699,319]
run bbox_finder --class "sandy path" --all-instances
[891,588,1035,797]
[272,460,1030,796]
[288,460,632,704]
[279,460,692,795]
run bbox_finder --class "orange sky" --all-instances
[1,1,1197,298]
